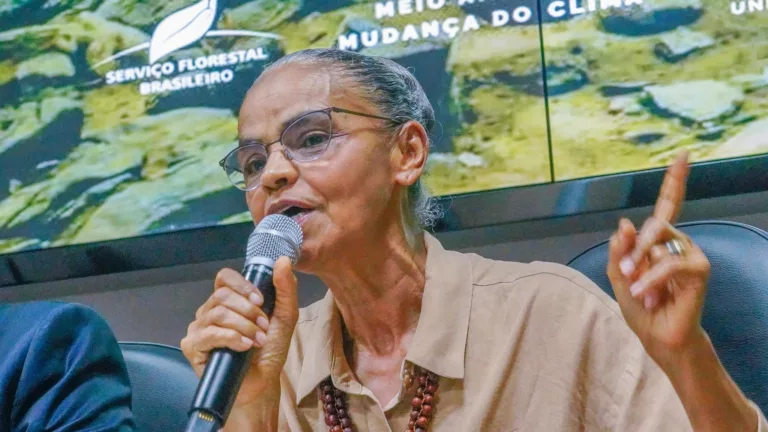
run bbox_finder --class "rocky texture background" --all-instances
[539,0,768,180]
[1,0,767,254]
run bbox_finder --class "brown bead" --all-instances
[404,375,414,389]
[319,373,440,432]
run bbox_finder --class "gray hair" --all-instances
[261,49,442,239]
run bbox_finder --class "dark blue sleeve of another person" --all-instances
[0,302,135,432]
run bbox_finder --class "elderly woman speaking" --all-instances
[181,49,766,431]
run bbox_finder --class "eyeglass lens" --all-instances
[224,110,333,190]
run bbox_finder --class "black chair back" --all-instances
[119,342,198,432]
[567,220,768,413]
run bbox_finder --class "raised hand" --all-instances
[606,152,711,362]
[606,153,763,431]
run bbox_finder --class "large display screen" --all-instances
[1,0,767,255]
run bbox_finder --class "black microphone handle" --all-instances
[185,263,276,431]
[244,263,276,316]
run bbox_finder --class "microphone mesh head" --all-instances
[246,214,303,264]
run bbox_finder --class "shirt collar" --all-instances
[405,232,472,379]
[294,290,337,405]
[295,232,474,404]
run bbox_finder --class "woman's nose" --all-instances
[259,146,298,192]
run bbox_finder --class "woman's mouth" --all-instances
[282,206,314,226]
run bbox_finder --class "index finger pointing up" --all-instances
[653,151,690,224]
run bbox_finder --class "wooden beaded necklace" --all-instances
[319,368,439,432]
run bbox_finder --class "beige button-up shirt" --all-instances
[278,234,767,431]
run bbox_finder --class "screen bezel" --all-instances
[2,153,767,287]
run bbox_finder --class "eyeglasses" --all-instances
[220,107,401,191]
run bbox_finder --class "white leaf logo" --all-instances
[148,0,218,64]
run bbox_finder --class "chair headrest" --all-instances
[567,220,768,413]
[119,342,199,432]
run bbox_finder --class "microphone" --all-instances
[185,214,303,432]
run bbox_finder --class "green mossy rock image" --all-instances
[272,0,466,55]
[0,0,102,31]
[16,52,75,79]
[1,103,47,155]
[598,0,703,35]
[94,0,198,28]
[654,27,713,62]
[219,211,252,225]
[643,80,743,123]
[217,0,300,32]
[426,83,550,195]
[358,4,466,58]
[0,11,148,69]
[545,0,768,180]
[0,88,81,155]
[57,110,237,245]
[448,25,543,79]
[275,3,370,54]
[82,84,155,135]
[711,117,768,159]
[0,108,236,233]
[0,59,15,85]
[0,237,39,254]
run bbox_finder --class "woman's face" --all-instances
[238,63,416,272]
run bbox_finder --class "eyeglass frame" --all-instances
[219,107,404,191]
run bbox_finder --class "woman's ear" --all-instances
[391,120,428,187]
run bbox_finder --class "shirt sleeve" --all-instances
[611,343,693,431]
[535,267,693,431]
[12,303,135,432]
